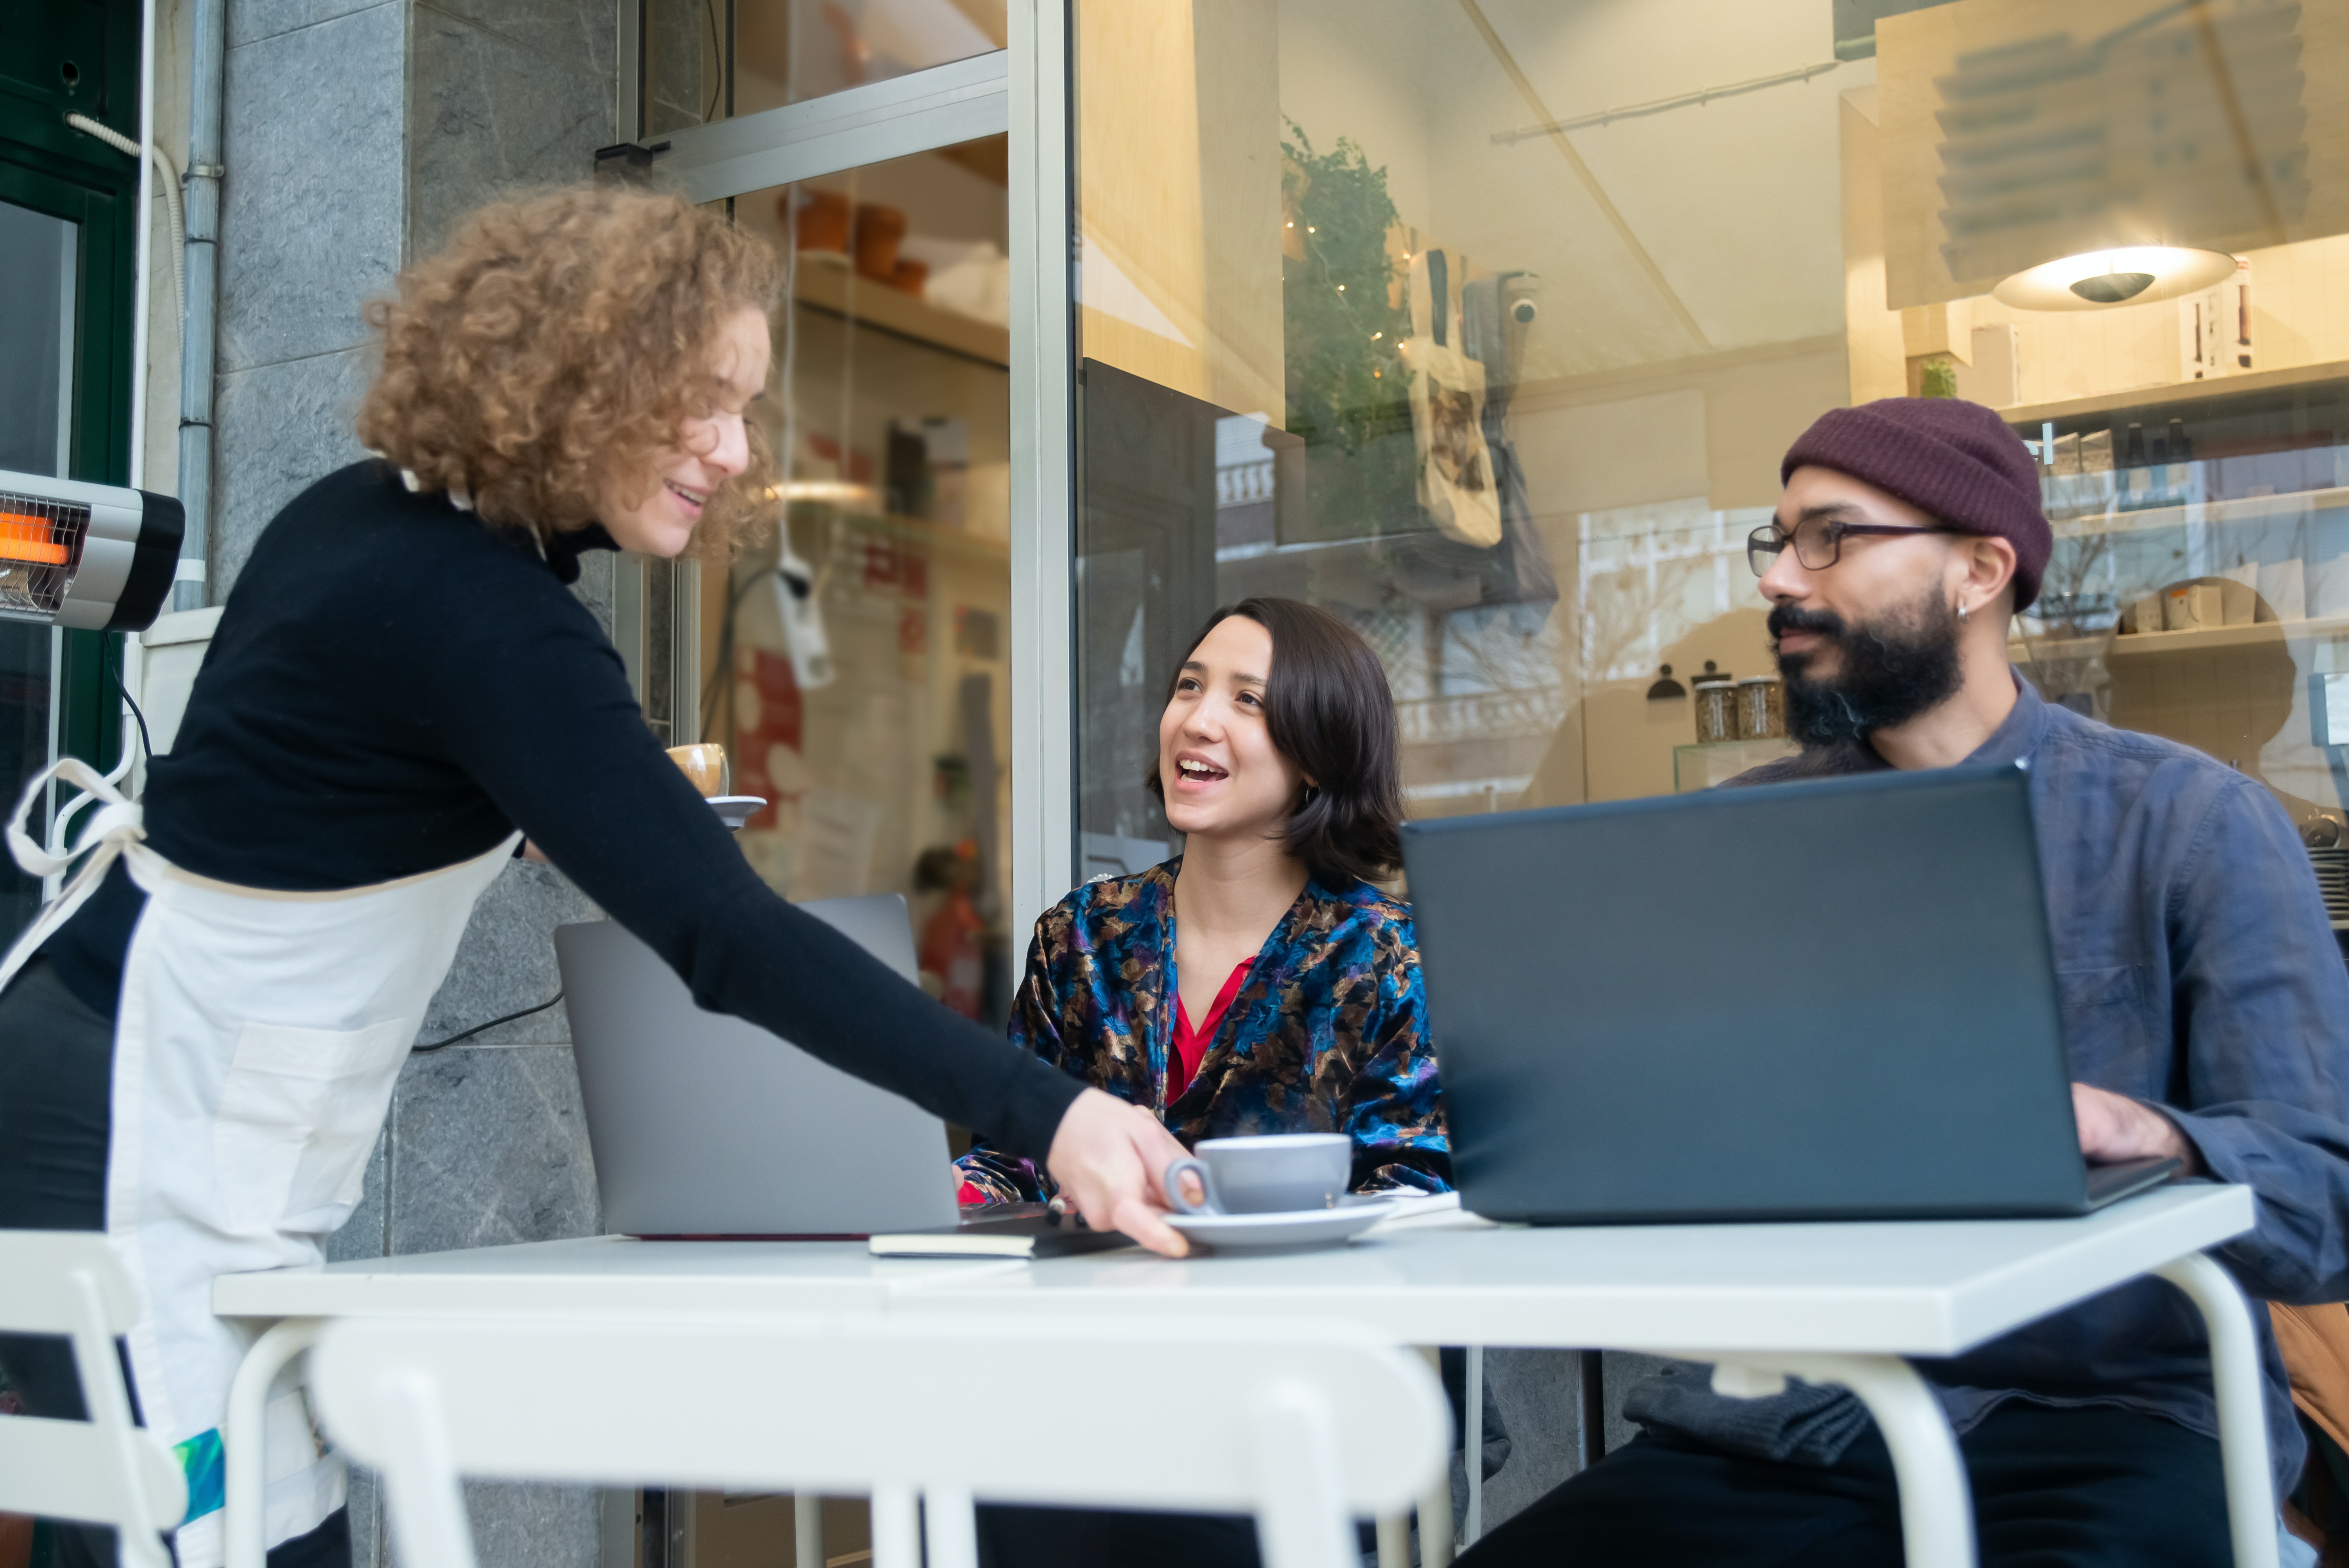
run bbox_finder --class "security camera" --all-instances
[1510,297,1539,325]
[1501,272,1541,328]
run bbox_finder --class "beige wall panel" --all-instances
[1193,0,1285,418]
[1076,0,1284,418]
[1842,91,1907,406]
[1078,0,1210,400]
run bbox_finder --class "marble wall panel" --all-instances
[416,0,614,87]
[409,7,613,257]
[422,861,601,1048]
[1480,1349,1585,1529]
[325,1126,391,1263]
[217,0,404,373]
[453,1481,603,1568]
[228,0,390,49]
[210,345,373,594]
[387,1042,601,1256]
[347,1467,385,1568]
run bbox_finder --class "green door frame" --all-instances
[1,0,146,776]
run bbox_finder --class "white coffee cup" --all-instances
[1161,1133,1351,1216]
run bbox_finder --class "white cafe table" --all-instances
[885,1185,2273,1568]
[214,1184,2268,1568]
[210,1240,1027,1568]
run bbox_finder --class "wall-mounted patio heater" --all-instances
[0,468,185,632]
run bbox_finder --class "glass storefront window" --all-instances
[706,139,1017,1022]
[1069,0,2349,924]
[646,0,1003,134]
[0,198,68,942]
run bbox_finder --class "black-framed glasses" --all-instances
[1746,517,1951,576]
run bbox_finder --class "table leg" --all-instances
[2154,1253,2280,1568]
[224,1318,325,1568]
[1419,1465,1453,1568]
[1465,1345,1484,1545]
[1694,1351,1975,1568]
[794,1489,823,1568]
[1374,1513,1410,1568]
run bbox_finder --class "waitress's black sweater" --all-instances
[42,460,1082,1158]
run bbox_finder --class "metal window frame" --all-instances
[622,21,1076,935]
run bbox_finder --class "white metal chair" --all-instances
[0,1230,187,1568]
[310,1311,1451,1568]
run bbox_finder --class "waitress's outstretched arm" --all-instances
[359,196,1193,1256]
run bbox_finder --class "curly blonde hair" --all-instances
[357,184,781,560]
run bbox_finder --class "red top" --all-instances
[1170,958,1253,1100]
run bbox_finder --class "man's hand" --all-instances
[1045,1089,1193,1258]
[2072,1083,2202,1174]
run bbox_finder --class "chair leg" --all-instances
[1252,1379,1359,1568]
[376,1370,480,1568]
[922,1486,978,1568]
[1419,1472,1454,1568]
[793,1489,823,1568]
[1465,1346,1484,1546]
[869,1484,920,1568]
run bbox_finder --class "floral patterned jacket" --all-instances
[956,858,1451,1203]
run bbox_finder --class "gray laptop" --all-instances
[1400,764,2177,1225]
[558,895,962,1239]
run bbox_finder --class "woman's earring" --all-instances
[1301,784,1321,807]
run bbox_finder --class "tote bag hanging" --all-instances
[1402,248,1503,548]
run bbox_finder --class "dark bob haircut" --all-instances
[1144,596,1404,886]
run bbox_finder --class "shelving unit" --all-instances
[791,252,1010,368]
[1673,737,1798,793]
[2037,482,2349,540]
[2010,614,2349,665]
[1999,361,2349,430]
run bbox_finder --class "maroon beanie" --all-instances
[1779,397,2051,612]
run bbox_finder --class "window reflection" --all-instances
[646,0,1003,134]
[707,141,1017,1021]
[1072,0,2349,890]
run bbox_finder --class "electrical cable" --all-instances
[65,113,184,319]
[111,667,153,764]
[412,990,564,1053]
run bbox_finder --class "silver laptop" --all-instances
[557,895,963,1238]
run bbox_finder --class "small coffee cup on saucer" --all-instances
[665,743,767,832]
[1159,1134,1389,1252]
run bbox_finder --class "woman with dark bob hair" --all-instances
[0,184,1188,1568]
[960,597,1447,1568]
[959,595,1449,1201]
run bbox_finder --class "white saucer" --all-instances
[708,796,768,831]
[1165,1199,1393,1252]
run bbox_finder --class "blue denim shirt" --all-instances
[1729,677,2349,1494]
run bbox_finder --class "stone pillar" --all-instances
[213,3,618,1565]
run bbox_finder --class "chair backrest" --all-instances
[312,1311,1449,1568]
[0,1231,186,1568]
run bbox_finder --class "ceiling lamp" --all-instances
[1992,247,2237,312]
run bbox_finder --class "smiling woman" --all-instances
[959,593,1442,1568]
[0,180,1196,1568]
[354,185,781,561]
[959,594,1440,1205]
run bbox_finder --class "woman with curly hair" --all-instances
[0,184,1190,1568]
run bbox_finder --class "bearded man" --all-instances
[1461,397,2349,1568]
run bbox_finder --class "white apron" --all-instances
[3,759,518,1568]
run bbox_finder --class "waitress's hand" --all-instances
[1046,1089,1192,1258]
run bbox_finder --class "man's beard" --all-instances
[1770,588,1963,748]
